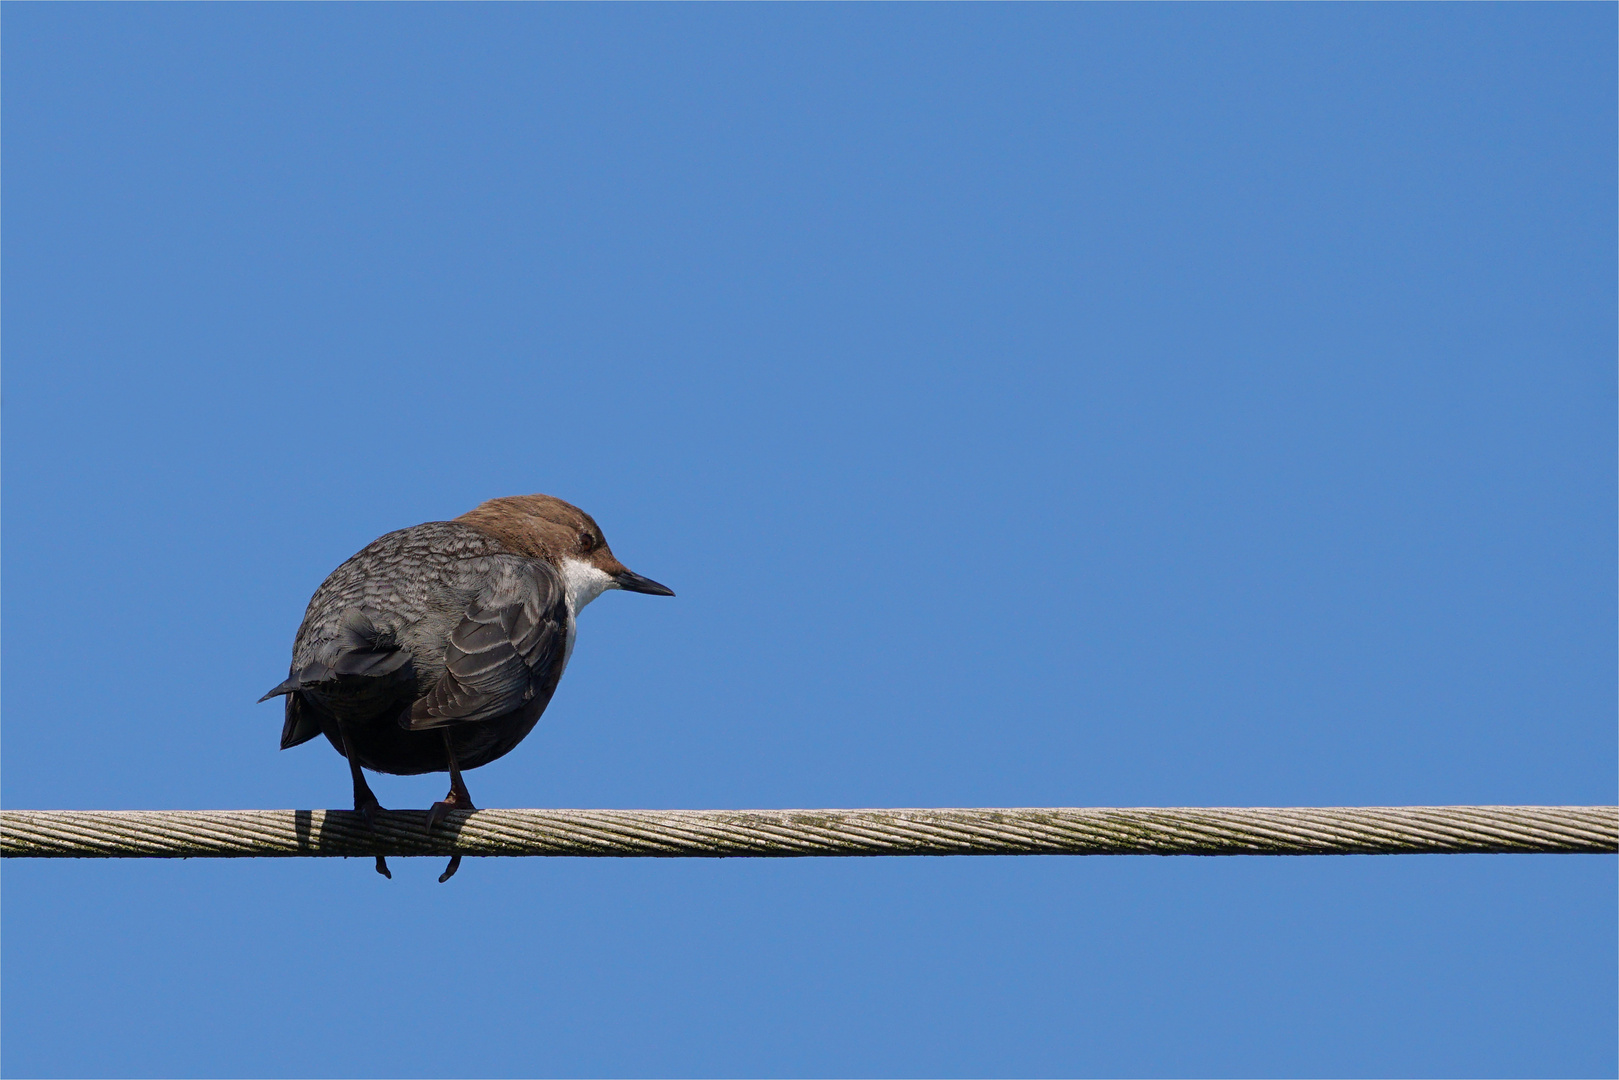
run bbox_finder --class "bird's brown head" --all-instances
[456,494,674,597]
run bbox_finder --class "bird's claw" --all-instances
[352,793,389,878]
[426,792,474,832]
[355,793,383,830]
[427,788,472,882]
[426,800,452,832]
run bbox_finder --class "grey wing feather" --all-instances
[260,609,412,698]
[259,608,417,745]
[406,557,568,730]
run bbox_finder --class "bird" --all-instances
[260,493,673,881]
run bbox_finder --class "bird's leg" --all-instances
[427,730,476,828]
[339,722,391,880]
[428,729,475,882]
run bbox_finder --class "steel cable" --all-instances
[2,806,1614,860]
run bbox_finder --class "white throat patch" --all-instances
[559,557,615,616]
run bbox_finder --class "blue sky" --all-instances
[3,5,1614,1077]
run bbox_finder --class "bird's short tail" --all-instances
[277,692,324,749]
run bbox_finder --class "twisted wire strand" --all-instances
[1,806,1613,859]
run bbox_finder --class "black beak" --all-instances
[614,569,675,596]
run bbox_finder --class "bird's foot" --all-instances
[428,788,474,883]
[354,790,384,829]
[352,794,390,878]
[426,789,475,832]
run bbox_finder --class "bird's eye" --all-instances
[582,533,598,550]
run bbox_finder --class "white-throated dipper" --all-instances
[260,494,673,881]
